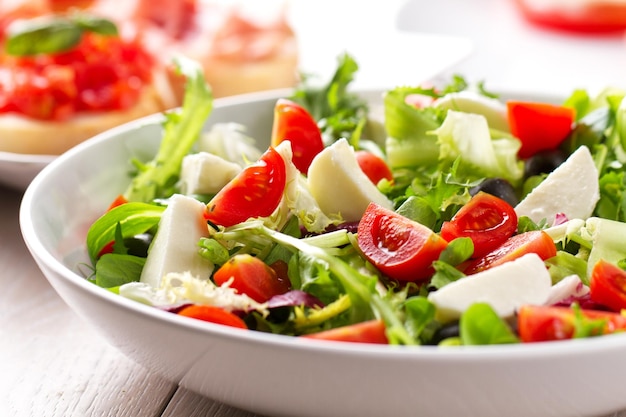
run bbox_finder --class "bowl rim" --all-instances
[19,86,626,362]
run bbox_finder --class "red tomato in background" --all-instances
[440,192,517,258]
[205,146,286,227]
[590,259,626,312]
[355,150,393,185]
[178,305,248,329]
[302,319,388,344]
[507,101,575,159]
[464,230,557,275]
[0,32,154,120]
[213,253,291,303]
[270,98,324,174]
[357,202,448,282]
[517,304,626,343]
[513,0,626,33]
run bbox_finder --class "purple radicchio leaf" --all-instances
[267,290,324,309]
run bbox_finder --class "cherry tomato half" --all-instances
[590,259,626,313]
[357,202,448,282]
[213,254,291,303]
[440,192,517,258]
[355,150,393,185]
[178,305,248,329]
[507,101,575,159]
[464,230,557,275]
[302,319,388,344]
[270,98,324,174]
[205,146,286,227]
[517,304,626,343]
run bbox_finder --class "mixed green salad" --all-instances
[85,54,626,346]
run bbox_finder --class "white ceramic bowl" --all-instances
[20,88,626,417]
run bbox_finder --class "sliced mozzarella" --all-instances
[433,90,509,132]
[427,253,552,321]
[274,141,339,232]
[515,145,599,225]
[180,152,242,195]
[140,194,214,288]
[307,138,393,222]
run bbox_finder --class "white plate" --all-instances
[0,152,55,190]
[19,88,626,417]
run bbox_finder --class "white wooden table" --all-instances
[0,185,266,417]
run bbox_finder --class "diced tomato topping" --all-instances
[0,32,154,120]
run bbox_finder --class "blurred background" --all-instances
[293,0,626,95]
[396,0,626,94]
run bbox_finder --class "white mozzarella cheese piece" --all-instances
[140,194,214,288]
[180,152,242,195]
[515,145,599,225]
[433,90,510,132]
[427,253,552,321]
[307,138,393,222]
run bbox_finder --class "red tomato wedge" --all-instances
[178,305,248,329]
[440,192,517,258]
[464,230,557,275]
[357,202,448,282]
[507,101,575,159]
[270,98,324,174]
[107,194,129,211]
[213,254,291,303]
[302,319,388,344]
[517,304,626,343]
[205,146,286,227]
[355,150,393,185]
[590,259,626,313]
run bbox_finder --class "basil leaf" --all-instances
[95,253,146,288]
[86,202,166,262]
[5,14,118,56]
[73,14,118,36]
[6,18,82,56]
[459,303,519,345]
[403,296,436,341]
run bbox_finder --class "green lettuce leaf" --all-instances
[459,303,519,345]
[434,110,523,185]
[123,56,213,203]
